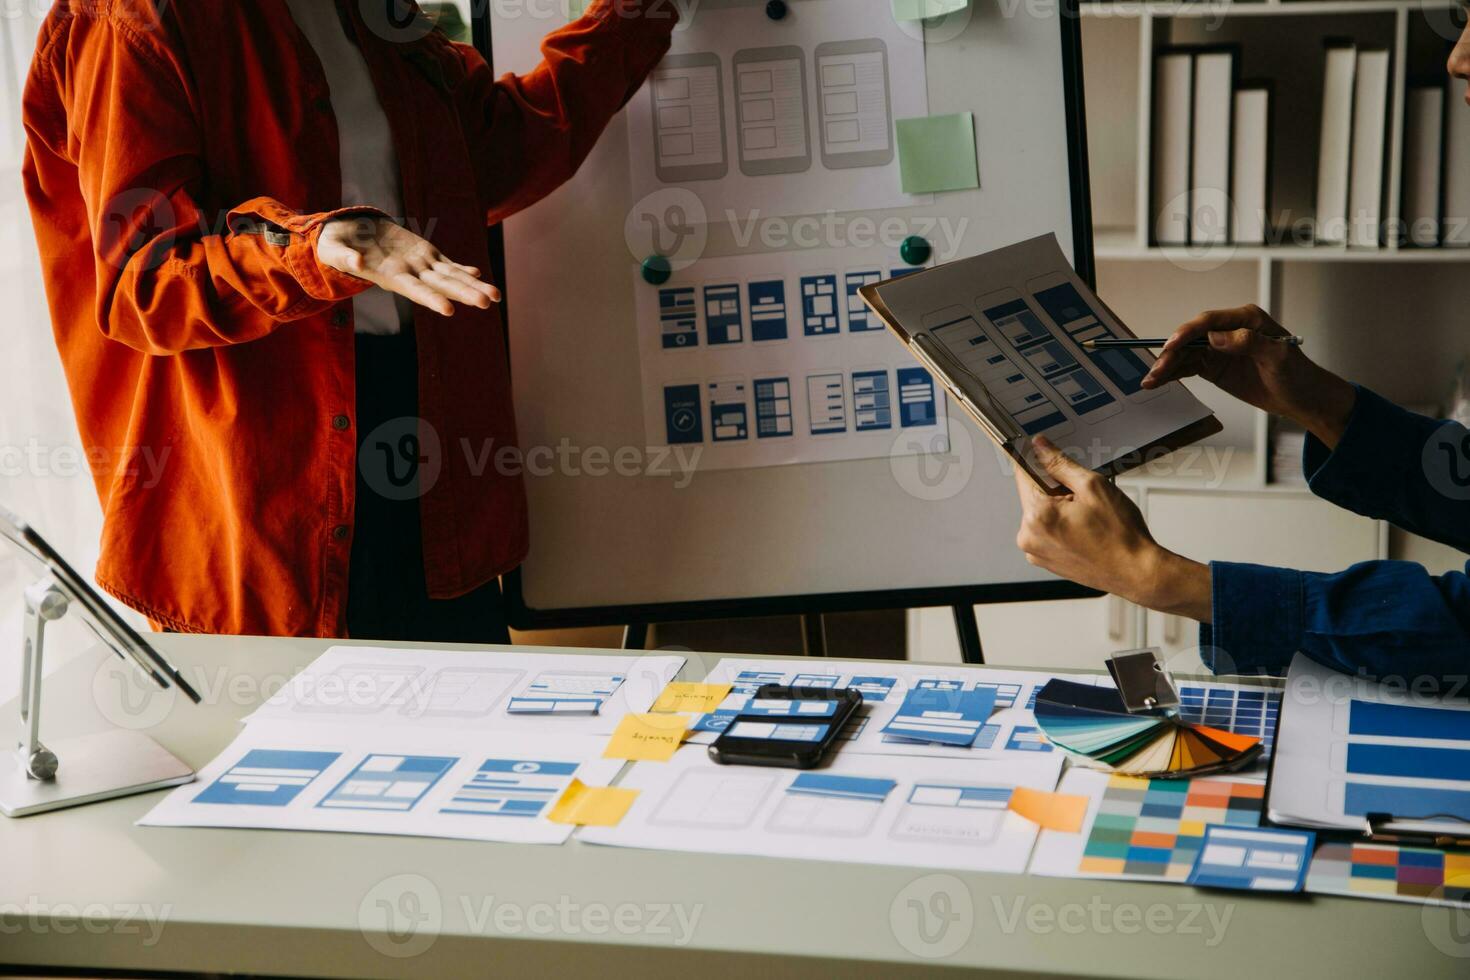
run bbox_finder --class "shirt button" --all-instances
[332,525,350,541]
[314,97,332,114]
[331,308,350,328]
[332,414,350,431]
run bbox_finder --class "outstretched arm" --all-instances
[23,12,492,355]
[448,0,678,225]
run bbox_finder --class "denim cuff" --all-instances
[1303,385,1421,514]
[1198,561,1304,676]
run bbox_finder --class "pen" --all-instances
[1082,335,1305,350]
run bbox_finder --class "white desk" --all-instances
[1,635,1462,978]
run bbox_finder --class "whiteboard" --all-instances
[487,0,1094,626]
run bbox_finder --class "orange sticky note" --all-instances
[546,779,639,827]
[651,682,733,714]
[1007,786,1090,833]
[603,712,691,762]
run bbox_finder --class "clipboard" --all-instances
[859,244,1221,496]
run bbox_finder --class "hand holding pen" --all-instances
[1133,304,1357,450]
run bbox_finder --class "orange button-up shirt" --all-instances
[22,0,674,635]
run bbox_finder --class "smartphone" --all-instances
[708,685,861,769]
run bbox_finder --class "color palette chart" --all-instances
[1077,774,1265,881]
[1176,684,1280,757]
[1306,842,1470,907]
[1034,679,1263,777]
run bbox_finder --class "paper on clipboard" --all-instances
[861,234,1220,494]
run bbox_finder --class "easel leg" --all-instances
[622,623,648,650]
[801,614,828,657]
[952,604,985,664]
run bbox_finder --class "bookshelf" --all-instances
[1081,0,1470,493]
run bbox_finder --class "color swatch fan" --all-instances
[1034,679,1262,778]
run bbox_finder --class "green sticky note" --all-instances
[891,0,968,22]
[896,113,980,194]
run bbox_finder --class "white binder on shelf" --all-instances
[1346,47,1390,249]
[1150,48,1194,246]
[1315,40,1357,245]
[1231,83,1272,246]
[1190,47,1237,246]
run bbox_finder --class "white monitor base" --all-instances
[1,729,193,817]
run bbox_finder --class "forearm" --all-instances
[1286,366,1357,451]
[458,0,676,222]
[97,199,377,354]
[1127,549,1213,623]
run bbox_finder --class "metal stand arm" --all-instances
[18,577,66,780]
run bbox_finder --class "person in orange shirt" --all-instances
[23,1,676,641]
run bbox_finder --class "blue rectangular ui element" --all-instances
[896,366,938,427]
[703,282,744,345]
[1348,700,1470,742]
[1344,782,1470,823]
[850,369,893,431]
[1187,826,1314,892]
[317,754,457,812]
[439,758,578,818]
[754,377,794,438]
[194,749,342,807]
[1004,726,1054,753]
[844,270,883,332]
[788,772,896,802]
[1347,742,1470,782]
[845,675,898,702]
[799,274,840,335]
[748,279,789,342]
[658,286,698,349]
[882,686,998,747]
[663,383,704,444]
[707,379,749,442]
[1032,281,1149,394]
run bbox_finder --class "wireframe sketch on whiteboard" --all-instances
[626,0,929,218]
[652,53,728,182]
[733,46,811,176]
[635,245,949,470]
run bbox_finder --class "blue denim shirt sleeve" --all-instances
[1199,387,1470,680]
[1199,560,1470,679]
[1303,385,1470,551]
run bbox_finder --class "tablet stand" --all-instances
[0,576,193,817]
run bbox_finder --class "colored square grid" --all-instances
[1078,774,1265,880]
[1306,841,1470,905]
[1177,684,1281,756]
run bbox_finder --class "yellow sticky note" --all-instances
[1007,787,1090,834]
[603,712,691,762]
[651,682,733,714]
[546,779,639,827]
